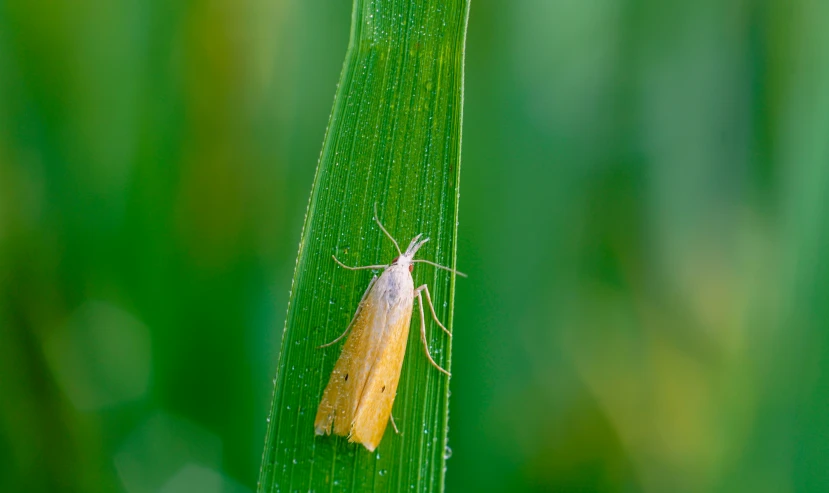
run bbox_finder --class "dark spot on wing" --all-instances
[381,385,386,393]
[344,373,349,381]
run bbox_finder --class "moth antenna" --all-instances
[412,259,467,278]
[332,255,388,271]
[374,202,402,255]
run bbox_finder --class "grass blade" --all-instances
[258,0,469,491]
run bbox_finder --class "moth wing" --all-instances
[314,283,387,436]
[349,301,413,451]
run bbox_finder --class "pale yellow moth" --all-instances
[314,205,465,452]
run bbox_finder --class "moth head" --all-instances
[392,255,414,272]
[391,234,429,270]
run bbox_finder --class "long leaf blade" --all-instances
[258,0,469,491]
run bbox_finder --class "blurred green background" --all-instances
[2,0,828,492]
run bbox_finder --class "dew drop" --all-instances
[444,446,453,459]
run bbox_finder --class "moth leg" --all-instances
[332,255,388,271]
[318,275,378,348]
[417,284,452,337]
[415,288,451,376]
[389,413,400,434]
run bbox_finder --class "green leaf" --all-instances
[258,1,469,492]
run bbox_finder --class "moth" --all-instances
[314,205,465,452]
